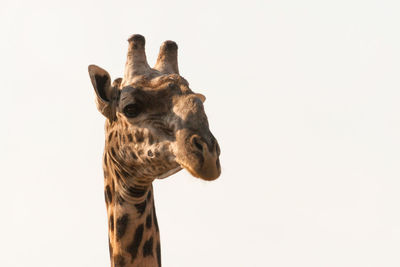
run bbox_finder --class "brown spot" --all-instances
[127,133,133,142]
[110,214,114,232]
[135,131,144,142]
[146,213,152,229]
[127,224,144,263]
[108,131,114,142]
[114,254,126,267]
[130,150,138,160]
[143,237,154,257]
[147,150,154,157]
[105,185,112,204]
[134,200,147,216]
[116,214,129,240]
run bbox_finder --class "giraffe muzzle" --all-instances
[175,132,221,181]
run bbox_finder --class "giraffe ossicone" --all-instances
[88,34,221,267]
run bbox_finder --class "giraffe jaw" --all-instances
[155,166,182,179]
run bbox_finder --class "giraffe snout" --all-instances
[185,134,221,181]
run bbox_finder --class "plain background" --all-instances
[1,0,400,266]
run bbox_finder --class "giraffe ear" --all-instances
[88,65,117,120]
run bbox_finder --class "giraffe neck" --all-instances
[105,175,161,267]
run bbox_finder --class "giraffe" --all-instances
[88,34,221,267]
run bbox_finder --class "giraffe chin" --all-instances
[155,166,182,179]
[177,160,221,181]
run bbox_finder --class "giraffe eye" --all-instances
[123,104,141,118]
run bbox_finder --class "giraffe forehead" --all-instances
[117,81,193,112]
[119,85,175,101]
[121,72,182,86]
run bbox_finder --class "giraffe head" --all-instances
[89,34,221,186]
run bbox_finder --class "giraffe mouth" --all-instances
[177,162,205,179]
[176,155,221,181]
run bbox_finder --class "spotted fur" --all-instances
[89,34,221,267]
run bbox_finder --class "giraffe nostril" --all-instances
[192,137,203,152]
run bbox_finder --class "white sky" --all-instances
[1,0,400,266]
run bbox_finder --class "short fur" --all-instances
[89,34,221,267]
